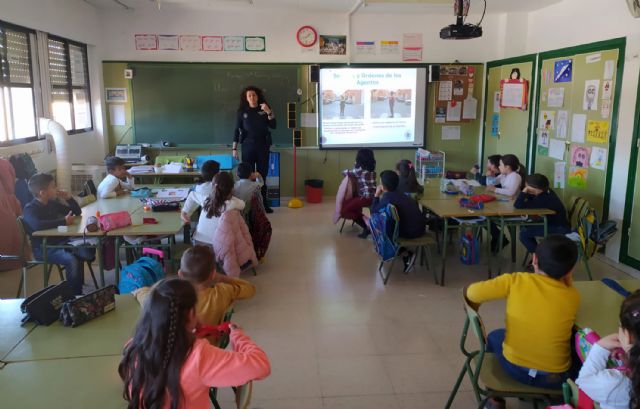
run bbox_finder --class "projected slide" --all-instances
[319,67,426,148]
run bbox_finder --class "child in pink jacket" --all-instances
[119,278,270,409]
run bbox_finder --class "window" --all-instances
[0,22,37,145]
[48,36,92,133]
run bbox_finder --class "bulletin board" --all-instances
[482,56,536,174]
[532,38,625,218]
[433,65,477,124]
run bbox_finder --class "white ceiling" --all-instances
[83,0,564,14]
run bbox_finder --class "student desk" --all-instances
[419,198,554,286]
[0,355,125,408]
[0,300,35,363]
[132,170,201,185]
[3,294,139,363]
[574,280,626,336]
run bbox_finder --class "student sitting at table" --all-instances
[514,174,570,255]
[576,290,640,409]
[181,160,220,224]
[233,161,264,206]
[200,172,257,277]
[97,156,135,199]
[470,154,502,186]
[396,159,423,196]
[465,235,579,401]
[342,148,377,239]
[371,170,426,272]
[119,278,270,409]
[22,173,95,295]
[133,245,255,337]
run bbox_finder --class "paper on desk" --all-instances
[129,165,154,174]
[451,179,480,188]
[153,187,190,200]
[163,162,183,174]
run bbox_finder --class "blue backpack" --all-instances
[459,230,480,265]
[369,204,399,262]
[119,257,165,294]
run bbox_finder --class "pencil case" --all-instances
[59,285,117,327]
[459,198,484,210]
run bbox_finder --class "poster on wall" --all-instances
[491,113,500,137]
[586,120,609,144]
[500,79,528,110]
[380,40,400,55]
[355,41,376,55]
[556,110,568,139]
[537,128,550,156]
[590,147,607,170]
[319,35,346,55]
[105,88,127,103]
[135,34,158,50]
[245,36,266,52]
[554,59,572,83]
[223,36,245,51]
[547,88,565,108]
[554,162,566,189]
[568,166,588,189]
[539,110,556,130]
[570,145,591,168]
[202,36,223,51]
[180,35,202,51]
[158,35,179,50]
[583,79,600,111]
[402,32,423,62]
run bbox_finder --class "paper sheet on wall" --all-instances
[549,138,566,160]
[586,53,601,64]
[355,41,376,55]
[301,113,317,128]
[556,110,568,139]
[537,128,550,156]
[570,145,591,168]
[438,81,453,101]
[539,110,556,130]
[583,79,600,111]
[554,162,566,189]
[547,88,565,108]
[586,120,609,144]
[601,100,611,119]
[501,83,525,108]
[441,126,461,140]
[590,146,607,170]
[179,35,201,51]
[493,91,501,113]
[604,60,615,80]
[380,40,400,54]
[435,107,446,124]
[158,35,179,50]
[462,97,477,120]
[446,101,461,122]
[571,114,587,142]
[602,80,613,100]
[109,104,126,126]
[568,166,588,189]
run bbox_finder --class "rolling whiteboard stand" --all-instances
[288,128,303,209]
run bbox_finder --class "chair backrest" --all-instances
[568,196,590,231]
[215,305,235,350]
[235,381,253,409]
[459,294,489,388]
[563,379,601,409]
[15,216,32,264]
[84,179,97,196]
[369,204,400,261]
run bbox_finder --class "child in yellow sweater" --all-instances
[465,235,580,393]
[134,245,256,327]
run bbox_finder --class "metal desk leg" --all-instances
[96,237,104,287]
[114,236,121,286]
[543,216,548,237]
[497,217,506,276]
[486,218,493,278]
[509,225,517,263]
[169,234,176,274]
[43,237,49,287]
[440,217,448,286]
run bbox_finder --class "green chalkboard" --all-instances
[130,63,300,146]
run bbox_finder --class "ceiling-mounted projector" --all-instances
[440,0,484,40]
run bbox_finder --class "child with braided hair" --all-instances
[119,278,270,409]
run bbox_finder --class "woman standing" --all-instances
[232,86,276,213]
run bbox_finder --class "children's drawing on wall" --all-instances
[602,80,613,100]
[554,59,573,83]
[537,129,550,156]
[539,110,556,130]
[583,80,600,111]
[568,166,588,189]
[586,120,609,144]
[500,68,529,110]
[510,68,521,80]
[570,145,591,168]
[491,113,500,137]
[554,162,566,189]
[547,88,565,108]
[556,110,568,139]
[589,146,607,170]
[601,100,611,119]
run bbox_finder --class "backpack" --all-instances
[574,327,625,369]
[248,193,272,260]
[459,229,480,265]
[577,208,618,257]
[369,204,399,262]
[119,257,165,294]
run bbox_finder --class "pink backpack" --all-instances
[99,211,132,232]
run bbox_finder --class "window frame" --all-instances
[47,34,93,135]
[0,20,38,146]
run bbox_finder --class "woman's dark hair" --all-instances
[119,278,197,409]
[525,173,550,191]
[203,172,234,218]
[618,290,640,409]
[487,154,502,170]
[355,148,376,172]
[238,86,266,110]
[396,159,419,192]
[501,154,526,189]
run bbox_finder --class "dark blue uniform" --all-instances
[234,107,276,205]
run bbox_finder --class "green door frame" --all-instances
[531,37,626,220]
[481,54,537,173]
[620,69,640,270]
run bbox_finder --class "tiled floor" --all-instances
[0,199,636,409]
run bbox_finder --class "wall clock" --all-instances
[296,26,318,48]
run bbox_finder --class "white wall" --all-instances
[0,0,106,171]
[519,0,640,262]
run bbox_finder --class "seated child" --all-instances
[133,245,256,329]
[396,159,423,196]
[97,156,134,199]
[485,154,525,198]
[465,235,580,392]
[200,172,257,277]
[22,173,95,295]
[342,148,377,239]
[576,290,640,409]
[514,174,570,254]
[181,160,220,223]
[120,278,270,409]
[470,154,502,186]
[233,162,264,205]
[371,170,426,271]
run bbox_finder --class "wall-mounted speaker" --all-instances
[287,102,297,129]
[293,129,302,147]
[309,65,320,83]
[429,65,440,82]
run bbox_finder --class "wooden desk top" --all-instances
[574,280,624,336]
[0,355,125,408]
[420,197,556,218]
[132,171,201,177]
[0,299,34,360]
[4,295,139,362]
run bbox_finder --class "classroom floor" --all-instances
[0,199,637,409]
